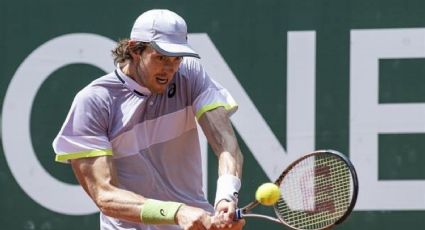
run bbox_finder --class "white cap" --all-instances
[130,9,200,58]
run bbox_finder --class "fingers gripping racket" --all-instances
[235,150,358,230]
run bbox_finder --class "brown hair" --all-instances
[111,39,148,64]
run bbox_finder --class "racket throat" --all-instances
[241,213,282,224]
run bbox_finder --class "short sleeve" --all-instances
[52,87,112,163]
[181,57,238,119]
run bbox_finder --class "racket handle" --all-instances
[234,208,243,220]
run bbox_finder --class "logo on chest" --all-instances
[168,83,176,98]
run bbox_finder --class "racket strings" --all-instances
[276,155,353,229]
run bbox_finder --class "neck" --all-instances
[121,62,145,87]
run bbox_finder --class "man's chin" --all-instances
[152,88,166,94]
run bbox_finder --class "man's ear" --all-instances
[128,40,140,60]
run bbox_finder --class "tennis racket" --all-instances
[235,149,358,230]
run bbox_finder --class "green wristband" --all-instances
[141,199,183,225]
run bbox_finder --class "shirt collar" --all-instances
[115,64,151,96]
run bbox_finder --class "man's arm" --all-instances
[198,106,243,177]
[71,156,146,223]
[198,106,244,224]
[71,156,214,228]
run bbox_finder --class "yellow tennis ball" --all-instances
[255,183,281,206]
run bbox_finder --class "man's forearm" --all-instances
[218,150,243,177]
[71,157,182,224]
[198,106,243,177]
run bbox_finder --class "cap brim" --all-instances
[150,41,200,58]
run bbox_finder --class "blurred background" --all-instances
[1,0,425,229]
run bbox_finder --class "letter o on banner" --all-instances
[2,33,115,215]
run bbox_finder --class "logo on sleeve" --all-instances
[160,209,166,216]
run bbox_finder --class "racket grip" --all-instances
[234,208,243,220]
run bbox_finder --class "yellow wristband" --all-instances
[141,199,183,225]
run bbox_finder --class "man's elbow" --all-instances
[95,192,115,215]
[90,185,116,214]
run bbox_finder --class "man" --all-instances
[53,9,244,230]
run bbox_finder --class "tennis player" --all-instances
[53,9,244,230]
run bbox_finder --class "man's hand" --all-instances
[175,205,214,230]
[210,218,245,230]
[213,200,244,229]
[215,200,236,226]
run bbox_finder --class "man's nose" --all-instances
[163,59,178,72]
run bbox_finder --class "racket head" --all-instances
[273,150,358,230]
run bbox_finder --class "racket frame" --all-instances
[236,149,359,230]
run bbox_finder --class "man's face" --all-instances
[136,46,183,94]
